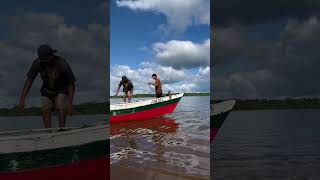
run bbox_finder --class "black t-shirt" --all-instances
[118,79,134,93]
[27,56,76,97]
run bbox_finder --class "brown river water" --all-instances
[110,96,210,180]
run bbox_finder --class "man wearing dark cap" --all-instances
[19,44,76,128]
[115,75,134,103]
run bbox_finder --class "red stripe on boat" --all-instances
[210,128,219,142]
[111,102,179,123]
[0,157,109,180]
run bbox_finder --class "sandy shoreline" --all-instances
[111,165,209,180]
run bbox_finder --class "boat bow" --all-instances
[211,100,236,142]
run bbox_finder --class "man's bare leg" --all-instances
[127,91,132,103]
[42,110,52,128]
[58,109,67,128]
[42,97,52,128]
[56,94,68,128]
[123,92,128,102]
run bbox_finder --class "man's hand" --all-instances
[67,103,73,116]
[19,78,33,111]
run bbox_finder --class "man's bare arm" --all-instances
[67,83,75,115]
[19,78,34,109]
[68,83,75,103]
[148,80,158,87]
[116,84,121,96]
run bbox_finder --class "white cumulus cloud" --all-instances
[116,0,209,33]
[153,39,210,69]
[110,62,209,95]
[0,12,107,107]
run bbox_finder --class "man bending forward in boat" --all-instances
[148,74,162,98]
[116,75,134,103]
[19,44,76,128]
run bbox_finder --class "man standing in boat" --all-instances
[116,75,134,103]
[148,74,162,98]
[19,44,76,128]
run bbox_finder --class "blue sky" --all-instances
[110,0,210,94]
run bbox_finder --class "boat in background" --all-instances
[110,93,184,123]
[0,124,109,180]
[210,100,236,142]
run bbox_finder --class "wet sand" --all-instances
[111,165,208,180]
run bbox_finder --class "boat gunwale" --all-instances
[211,100,236,116]
[0,125,109,141]
[110,93,184,111]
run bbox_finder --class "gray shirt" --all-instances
[27,56,76,97]
[118,79,134,93]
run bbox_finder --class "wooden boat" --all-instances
[0,124,109,180]
[110,93,184,123]
[210,100,236,142]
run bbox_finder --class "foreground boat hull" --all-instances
[0,157,109,180]
[0,125,109,179]
[210,111,232,141]
[111,93,183,123]
[210,100,236,142]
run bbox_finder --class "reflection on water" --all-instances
[111,117,179,135]
[111,117,178,164]
[211,110,320,180]
[111,96,210,179]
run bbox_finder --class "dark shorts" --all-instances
[123,91,132,97]
[156,93,163,98]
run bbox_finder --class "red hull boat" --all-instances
[210,100,236,142]
[0,125,109,180]
[110,93,184,123]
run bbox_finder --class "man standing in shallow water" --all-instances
[116,75,134,103]
[19,44,76,128]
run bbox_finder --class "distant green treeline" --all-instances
[0,93,210,116]
[111,92,210,98]
[5,96,318,117]
[212,99,320,110]
[0,102,109,117]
